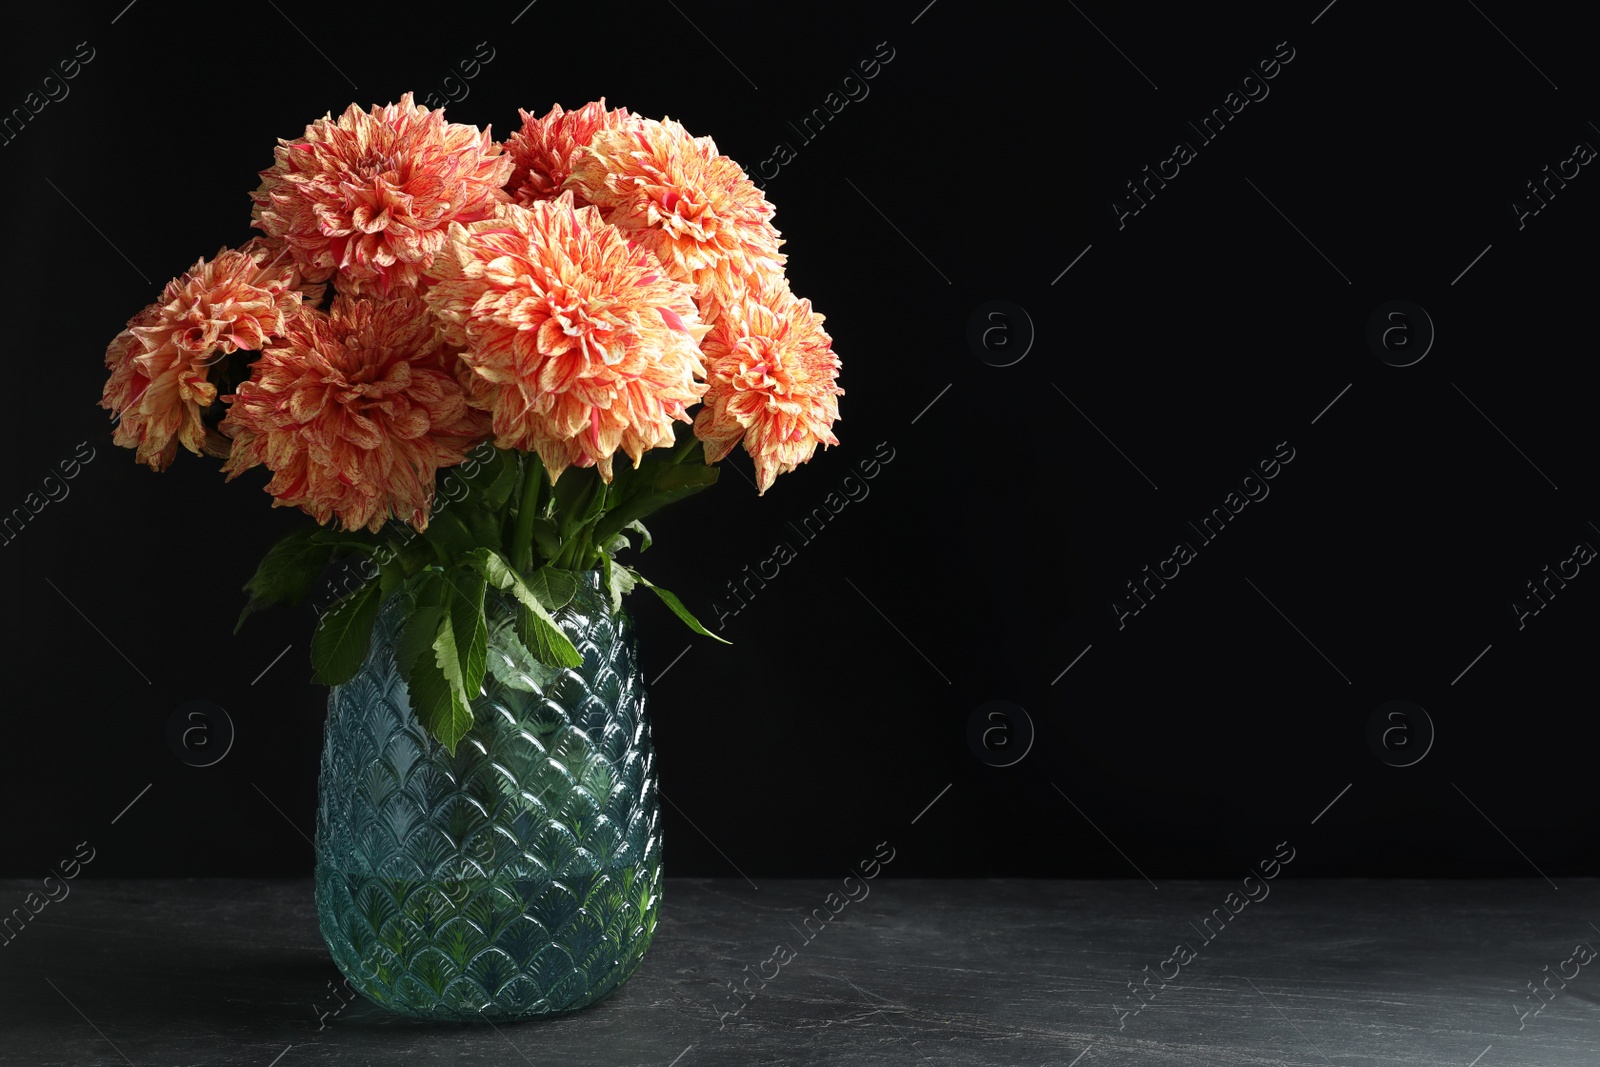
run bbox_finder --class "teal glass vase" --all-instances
[312,570,662,1021]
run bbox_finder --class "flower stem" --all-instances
[670,425,700,464]
[511,453,544,575]
[554,477,608,572]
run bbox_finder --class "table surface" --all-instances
[1,878,1595,1066]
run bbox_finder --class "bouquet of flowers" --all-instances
[98,94,842,751]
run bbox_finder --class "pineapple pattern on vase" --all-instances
[313,571,662,1020]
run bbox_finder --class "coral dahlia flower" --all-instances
[251,92,513,297]
[564,117,784,324]
[100,239,313,470]
[220,291,490,532]
[505,99,640,208]
[423,193,709,483]
[694,276,842,493]
[240,235,330,308]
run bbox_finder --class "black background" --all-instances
[1,1,1594,882]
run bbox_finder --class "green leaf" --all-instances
[630,568,731,644]
[421,510,477,565]
[461,547,518,592]
[391,529,437,578]
[459,503,504,553]
[405,636,473,754]
[625,520,652,552]
[310,580,384,685]
[486,620,561,693]
[591,464,719,542]
[438,565,488,707]
[486,460,521,511]
[529,517,562,561]
[525,565,579,612]
[607,450,638,495]
[460,548,585,670]
[638,460,721,494]
[378,555,408,602]
[236,526,336,633]
[308,527,384,553]
[457,446,520,511]
[397,602,446,680]
[514,599,584,669]
[600,553,637,614]
[552,465,599,536]
[575,476,610,534]
[396,572,448,671]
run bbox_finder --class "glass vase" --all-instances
[312,570,662,1021]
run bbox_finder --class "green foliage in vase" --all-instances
[238,425,724,752]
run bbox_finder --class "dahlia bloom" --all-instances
[505,99,640,208]
[694,276,842,493]
[220,291,490,532]
[242,235,330,308]
[423,193,709,483]
[564,117,784,324]
[100,239,312,470]
[251,92,513,297]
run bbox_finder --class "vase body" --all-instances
[313,571,662,1021]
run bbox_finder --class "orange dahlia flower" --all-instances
[564,117,784,324]
[505,99,640,208]
[100,239,312,470]
[423,193,709,483]
[220,291,490,532]
[251,92,513,297]
[694,277,842,493]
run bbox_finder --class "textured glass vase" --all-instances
[313,570,662,1021]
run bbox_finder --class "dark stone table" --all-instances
[1,878,1595,1065]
